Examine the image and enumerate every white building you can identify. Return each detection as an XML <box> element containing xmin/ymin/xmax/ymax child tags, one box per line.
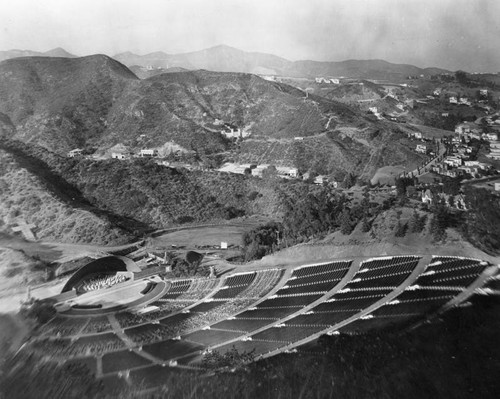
<box><xmin>488</xmin><ymin>142</ymin><xmax>500</xmax><ymax>160</ymax></box>
<box><xmin>416</xmin><ymin>144</ymin><xmax>427</xmax><ymax>154</ymax></box>
<box><xmin>443</xmin><ymin>156</ymin><xmax>462</xmax><ymax>167</ymax></box>
<box><xmin>276</xmin><ymin>166</ymin><xmax>298</xmax><ymax>178</ymax></box>
<box><xmin>221</xmin><ymin>127</ymin><xmax>243</xmax><ymax>139</ymax></box>
<box><xmin>484</xmin><ymin>132</ymin><xmax>499</xmax><ymax>142</ymax></box>
<box><xmin>314</xmin><ymin>175</ymin><xmax>328</xmax><ymax>185</ymax></box>
<box><xmin>111</xmin><ymin>152</ymin><xmax>129</xmax><ymax>160</ymax></box>
<box><xmin>140</xmin><ymin>149</ymin><xmax>158</xmax><ymax>157</ymax></box>
<box><xmin>68</xmin><ymin>148</ymin><xmax>83</xmax><ymax>158</ymax></box>
<box><xmin>422</xmin><ymin>189</ymin><xmax>433</xmax><ymax>204</ymax></box>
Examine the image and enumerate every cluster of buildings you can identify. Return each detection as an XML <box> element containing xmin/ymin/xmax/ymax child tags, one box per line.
<box><xmin>430</xmin><ymin>87</ymin><xmax>494</xmax><ymax>113</ymax></box>
<box><xmin>421</xmin><ymin>189</ymin><xmax>467</xmax><ymax>210</ymax></box>
<box><xmin>67</xmin><ymin>147</ymin><xmax>191</xmax><ymax>161</ymax></box>
<box><xmin>216</xmin><ymin>163</ymin><xmax>337</xmax><ymax>186</ymax></box>
<box><xmin>220</xmin><ymin>125</ymin><xmax>251</xmax><ymax>139</ymax></box>
<box><xmin>429</xmin><ymin>121</ymin><xmax>498</xmax><ymax>178</ymax></box>
<box><xmin>448</xmin><ymin>96</ymin><xmax>472</xmax><ymax>106</ymax></box>
<box><xmin>315</xmin><ymin>77</ymin><xmax>340</xmax><ymax>84</ymax></box>
<box><xmin>454</xmin><ymin>119</ymin><xmax>500</xmax><ymax>161</ymax></box>
<box><xmin>217</xmin><ymin>163</ymin><xmax>298</xmax><ymax>179</ymax></box>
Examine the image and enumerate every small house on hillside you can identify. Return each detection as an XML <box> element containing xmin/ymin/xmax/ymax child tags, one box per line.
<box><xmin>140</xmin><ymin>149</ymin><xmax>158</xmax><ymax>157</ymax></box>
<box><xmin>484</xmin><ymin>132</ymin><xmax>499</xmax><ymax>142</ymax></box>
<box><xmin>68</xmin><ymin>148</ymin><xmax>83</xmax><ymax>158</ymax></box>
<box><xmin>111</xmin><ymin>151</ymin><xmax>132</xmax><ymax>160</ymax></box>
<box><xmin>221</xmin><ymin>126</ymin><xmax>242</xmax><ymax>139</ymax></box>
<box><xmin>416</xmin><ymin>144</ymin><xmax>427</xmax><ymax>154</ymax></box>
<box><xmin>276</xmin><ymin>166</ymin><xmax>299</xmax><ymax>179</ymax></box>
<box><xmin>421</xmin><ymin>189</ymin><xmax>433</xmax><ymax>204</ymax></box>
<box><xmin>314</xmin><ymin>175</ymin><xmax>328</xmax><ymax>185</ymax></box>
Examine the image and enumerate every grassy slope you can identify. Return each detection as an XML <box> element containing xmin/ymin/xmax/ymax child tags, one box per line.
<box><xmin>0</xmin><ymin>139</ymin><xmax>285</xmax><ymax>230</ymax></box>
<box><xmin>0</xmin><ymin>146</ymin><xmax>134</xmax><ymax>244</ymax></box>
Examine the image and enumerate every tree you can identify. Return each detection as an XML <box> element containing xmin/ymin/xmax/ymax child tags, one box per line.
<box><xmin>394</xmin><ymin>220</ymin><xmax>408</xmax><ymax>237</ymax></box>
<box><xmin>395</xmin><ymin>177</ymin><xmax>414</xmax><ymax>197</ymax></box>
<box><xmin>361</xmin><ymin>216</ymin><xmax>371</xmax><ymax>232</ymax></box>
<box><xmin>455</xmin><ymin>70</ymin><xmax>469</xmax><ymax>85</ymax></box>
<box><xmin>339</xmin><ymin>208</ymin><xmax>353</xmax><ymax>235</ymax></box>
<box><xmin>461</xmin><ymin>186</ymin><xmax>500</xmax><ymax>253</ymax></box>
<box><xmin>278</xmin><ymin>185</ymin><xmax>348</xmax><ymax>242</ymax></box>
<box><xmin>430</xmin><ymin>202</ymin><xmax>450</xmax><ymax>241</ymax></box>
<box><xmin>261</xmin><ymin>165</ymin><xmax>278</xmax><ymax>180</ymax></box>
<box><xmin>443</xmin><ymin>176</ymin><xmax>461</xmax><ymax>195</ymax></box>
<box><xmin>242</xmin><ymin>222</ymin><xmax>282</xmax><ymax>261</ymax></box>
<box><xmin>342</xmin><ymin>173</ymin><xmax>357</xmax><ymax>189</ymax></box>
<box><xmin>406</xmin><ymin>185</ymin><xmax>417</xmax><ymax>198</ymax></box>
<box><xmin>409</xmin><ymin>209</ymin><xmax>427</xmax><ymax>233</ymax></box>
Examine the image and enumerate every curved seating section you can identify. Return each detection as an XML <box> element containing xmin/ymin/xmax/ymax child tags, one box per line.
<box><xmin>124</xmin><ymin>269</ymin><xmax>283</xmax><ymax>347</ymax></box>
<box><xmin>32</xmin><ymin>333</ymin><xmax>125</xmax><ymax>358</ymax></box>
<box><xmin>39</xmin><ymin>316</ymin><xmax>90</xmax><ymax>337</ymax></box>
<box><xmin>339</xmin><ymin>256</ymin><xmax>491</xmax><ymax>335</ymax></box>
<box><xmin>30</xmin><ymin>255</ymin><xmax>497</xmax><ymax>384</ymax></box>
<box><xmin>81</xmin><ymin>316</ymin><xmax>113</xmax><ymax>335</ymax></box>
<box><xmin>197</xmin><ymin>256</ymin><xmax>491</xmax><ymax>363</ymax></box>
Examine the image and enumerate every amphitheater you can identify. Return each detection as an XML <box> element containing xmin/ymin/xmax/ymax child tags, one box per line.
<box><xmin>28</xmin><ymin>253</ymin><xmax>500</xmax><ymax>390</ymax></box>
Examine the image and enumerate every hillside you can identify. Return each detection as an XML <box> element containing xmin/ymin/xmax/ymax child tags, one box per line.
<box><xmin>0</xmin><ymin>56</ymin><xmax>361</xmax><ymax>153</ymax></box>
<box><xmin>129</xmin><ymin>65</ymin><xmax>189</xmax><ymax>79</ymax></box>
<box><xmin>284</xmin><ymin>58</ymin><xmax>449</xmax><ymax>80</ymax></box>
<box><xmin>0</xmin><ymin>147</ymin><xmax>132</xmax><ymax>245</ymax></box>
<box><xmin>0</xmin><ymin>139</ymin><xmax>284</xmax><ymax>230</ymax></box>
<box><xmin>114</xmin><ymin>44</ymin><xmax>450</xmax><ymax>79</ymax></box>
<box><xmin>0</xmin><ymin>55</ymin><xmax>139</xmax><ymax>152</ymax></box>
<box><xmin>323</xmin><ymin>80</ymin><xmax>386</xmax><ymax>102</ymax></box>
<box><xmin>0</xmin><ymin>55</ymin><xmax>427</xmax><ymax>179</ymax></box>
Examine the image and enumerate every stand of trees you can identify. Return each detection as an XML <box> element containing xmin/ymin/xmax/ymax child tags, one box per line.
<box><xmin>462</xmin><ymin>186</ymin><xmax>500</xmax><ymax>253</ymax></box>
<box><xmin>278</xmin><ymin>184</ymin><xmax>349</xmax><ymax>242</ymax></box>
<box><xmin>242</xmin><ymin>222</ymin><xmax>282</xmax><ymax>261</ymax></box>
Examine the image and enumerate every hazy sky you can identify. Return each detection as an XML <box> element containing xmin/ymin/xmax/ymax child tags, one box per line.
<box><xmin>1</xmin><ymin>0</ymin><xmax>499</xmax><ymax>71</ymax></box>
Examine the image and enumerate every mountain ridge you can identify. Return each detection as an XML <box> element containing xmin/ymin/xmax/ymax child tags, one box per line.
<box><xmin>113</xmin><ymin>44</ymin><xmax>451</xmax><ymax>79</ymax></box>
<box><xmin>0</xmin><ymin>54</ymin><xmax>424</xmax><ymax>180</ymax></box>
<box><xmin>0</xmin><ymin>48</ymin><xmax>77</xmax><ymax>62</ymax></box>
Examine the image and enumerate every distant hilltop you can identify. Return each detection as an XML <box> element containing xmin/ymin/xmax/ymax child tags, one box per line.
<box><xmin>113</xmin><ymin>44</ymin><xmax>451</xmax><ymax>80</ymax></box>
<box><xmin>0</xmin><ymin>47</ymin><xmax>76</xmax><ymax>62</ymax></box>
<box><xmin>1</xmin><ymin>44</ymin><xmax>450</xmax><ymax>80</ymax></box>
